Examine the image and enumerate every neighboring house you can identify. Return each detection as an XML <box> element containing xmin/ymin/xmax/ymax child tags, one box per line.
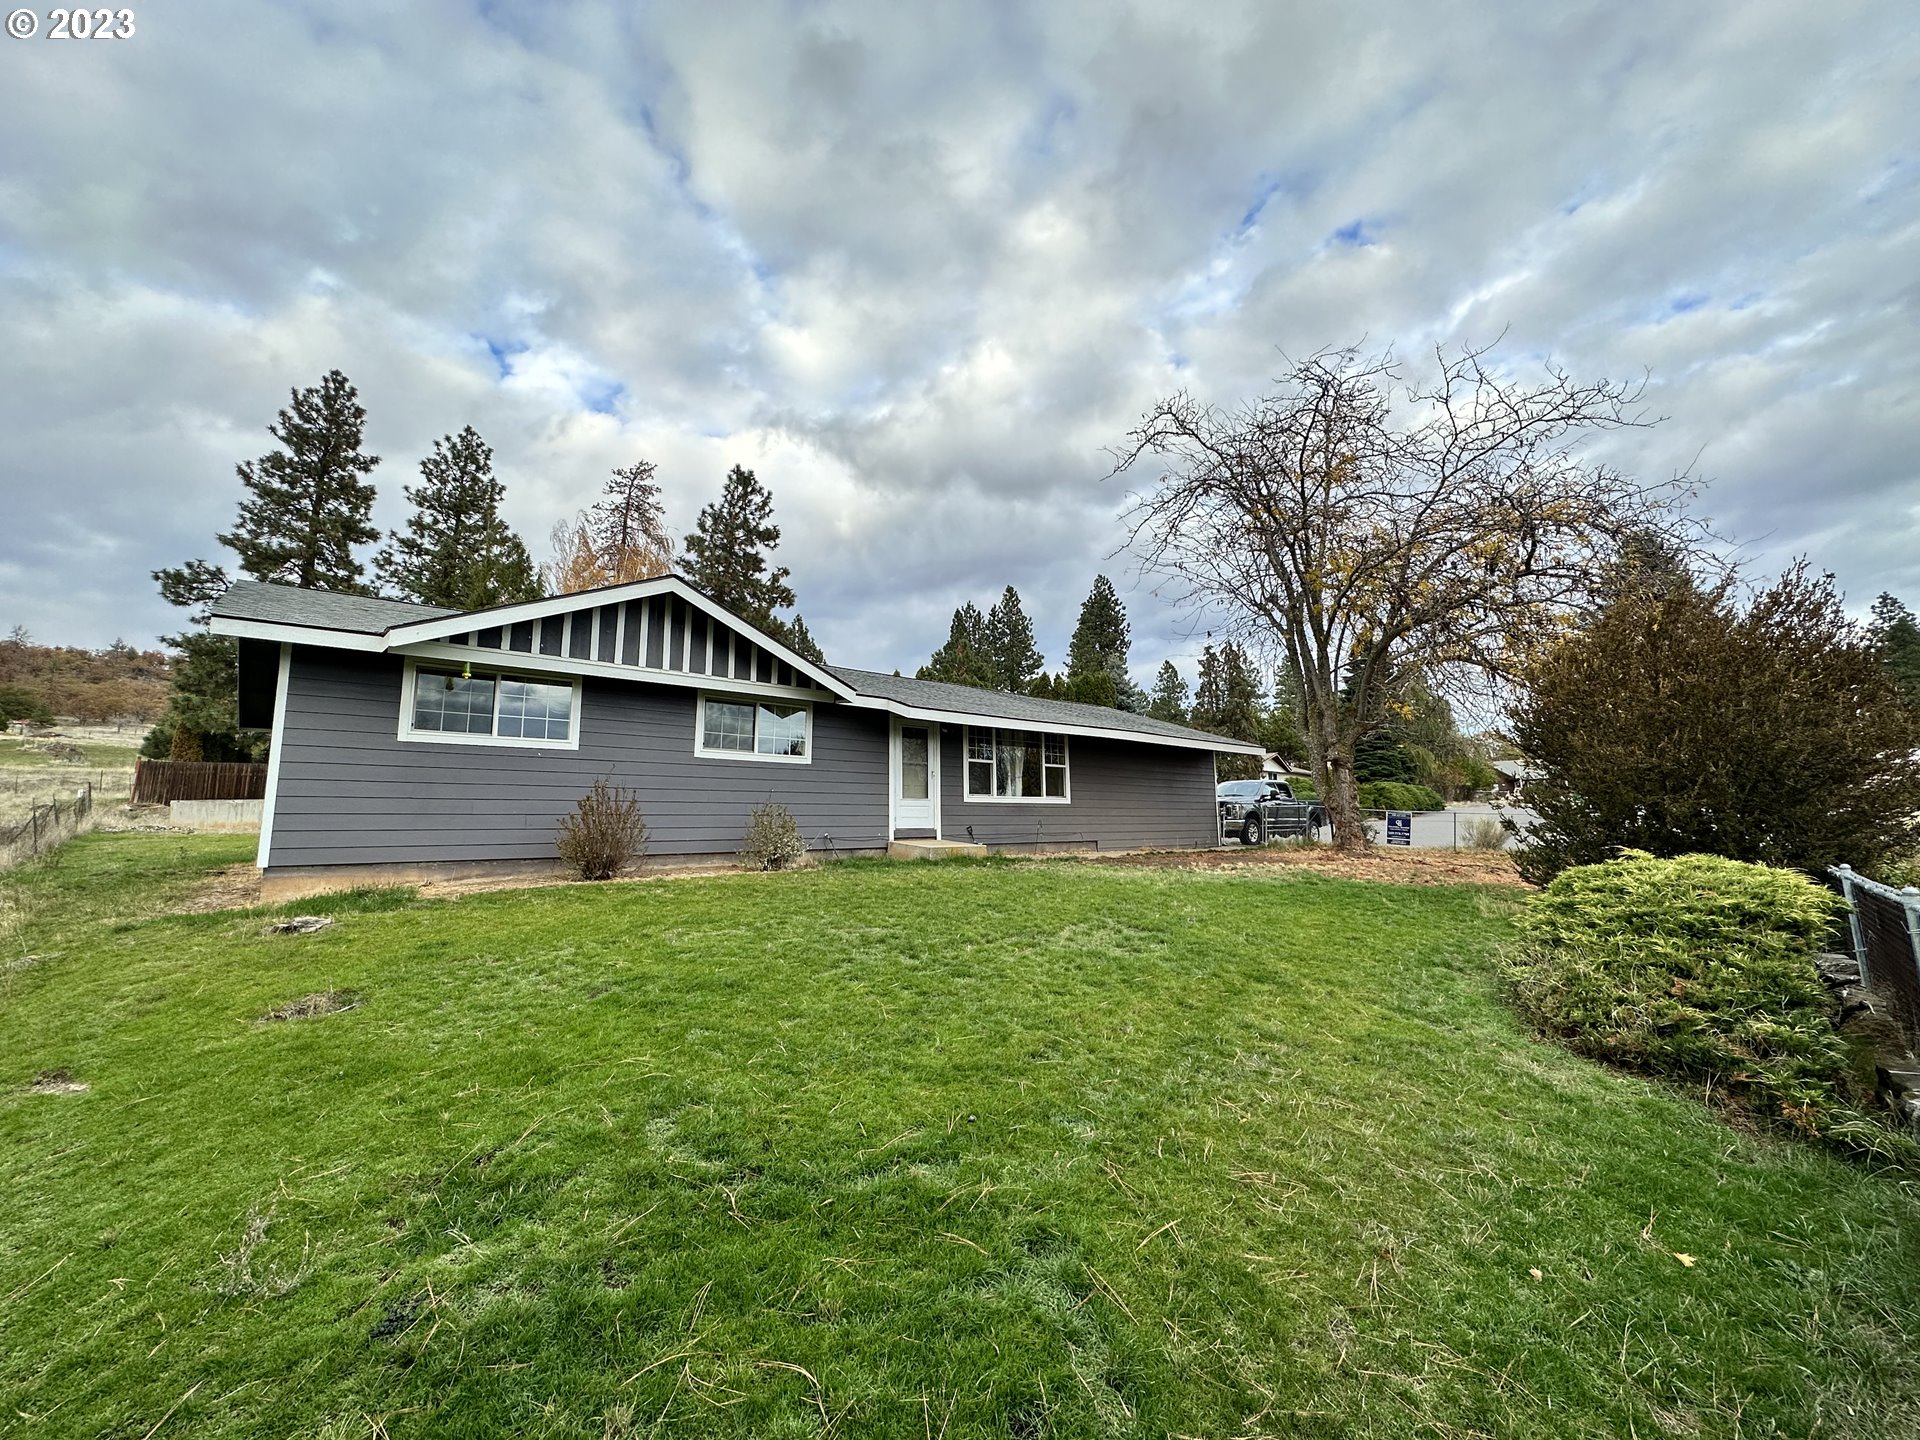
<box><xmin>1261</xmin><ymin>752</ymin><xmax>1310</xmax><ymax>780</ymax></box>
<box><xmin>1491</xmin><ymin>758</ymin><xmax>1540</xmax><ymax>799</ymax></box>
<box><xmin>209</xmin><ymin>578</ymin><xmax>1262</xmax><ymax>895</ymax></box>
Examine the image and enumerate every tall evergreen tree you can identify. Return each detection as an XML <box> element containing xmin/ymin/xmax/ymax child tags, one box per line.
<box><xmin>918</xmin><ymin>604</ymin><xmax>996</xmax><ymax>688</ymax></box>
<box><xmin>680</xmin><ymin>465</ymin><xmax>796</xmax><ymax>630</ymax></box>
<box><xmin>1192</xmin><ymin>641</ymin><xmax>1266</xmax><ymax>779</ymax></box>
<box><xmin>986</xmin><ymin>586</ymin><xmax>1044</xmax><ymax>693</ymax></box>
<box><xmin>1147</xmin><ymin>660</ymin><xmax>1190</xmax><ymax>723</ymax></box>
<box><xmin>783</xmin><ymin>615</ymin><xmax>826</xmax><ymax>666</ymax></box>
<box><xmin>375</xmin><ymin>426</ymin><xmax>540</xmax><ymax>609</ymax></box>
<box><xmin>1065</xmin><ymin>574</ymin><xmax>1133</xmax><ymax>709</ymax></box>
<box><xmin>590</xmin><ymin>459</ymin><xmax>675</xmax><ymax>582</ymax></box>
<box><xmin>144</xmin><ymin>560</ymin><xmax>261</xmax><ymax>762</ymax></box>
<box><xmin>218</xmin><ymin>370</ymin><xmax>381</xmax><ymax>592</ymax></box>
<box><xmin>1871</xmin><ymin>593</ymin><xmax>1920</xmax><ymax>704</ymax></box>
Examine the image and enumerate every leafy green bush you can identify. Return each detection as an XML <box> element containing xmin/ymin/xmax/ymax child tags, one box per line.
<box><xmin>1285</xmin><ymin>773</ymin><xmax>1317</xmax><ymax>801</ymax></box>
<box><xmin>1357</xmin><ymin>780</ymin><xmax>1445</xmax><ymax>812</ymax></box>
<box><xmin>1503</xmin><ymin>851</ymin><xmax>1888</xmax><ymax>1147</ymax></box>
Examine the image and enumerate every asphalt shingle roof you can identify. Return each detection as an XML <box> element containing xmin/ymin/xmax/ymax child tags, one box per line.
<box><xmin>829</xmin><ymin>666</ymin><xmax>1255</xmax><ymax>749</ymax></box>
<box><xmin>212</xmin><ymin>582</ymin><xmax>457</xmax><ymax>634</ymax></box>
<box><xmin>213</xmin><ymin>582</ymin><xmax>1257</xmax><ymax>750</ymax></box>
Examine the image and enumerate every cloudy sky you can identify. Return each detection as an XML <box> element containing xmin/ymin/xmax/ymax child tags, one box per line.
<box><xmin>2</xmin><ymin>1</ymin><xmax>1916</xmax><ymax>688</ymax></box>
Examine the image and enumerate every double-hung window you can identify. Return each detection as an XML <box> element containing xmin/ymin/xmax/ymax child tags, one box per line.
<box><xmin>964</xmin><ymin>728</ymin><xmax>1068</xmax><ymax>801</ymax></box>
<box><xmin>401</xmin><ymin>662</ymin><xmax>579</xmax><ymax>748</ymax></box>
<box><xmin>695</xmin><ymin>695</ymin><xmax>812</xmax><ymax>762</ymax></box>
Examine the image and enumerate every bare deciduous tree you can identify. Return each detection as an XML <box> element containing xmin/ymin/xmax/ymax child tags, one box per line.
<box><xmin>1110</xmin><ymin>342</ymin><xmax>1696</xmax><ymax>847</ymax></box>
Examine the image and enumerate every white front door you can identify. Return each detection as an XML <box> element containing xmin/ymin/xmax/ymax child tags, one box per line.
<box><xmin>892</xmin><ymin>721</ymin><xmax>939</xmax><ymax>836</ymax></box>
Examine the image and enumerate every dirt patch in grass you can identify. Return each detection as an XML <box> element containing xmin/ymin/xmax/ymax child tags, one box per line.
<box><xmin>1076</xmin><ymin>844</ymin><xmax>1530</xmax><ymax>888</ymax></box>
<box><xmin>260</xmin><ymin>990</ymin><xmax>360</xmax><ymax>1023</ymax></box>
<box><xmin>172</xmin><ymin>864</ymin><xmax>263</xmax><ymax>913</ymax></box>
<box><xmin>27</xmin><ymin>1068</ymin><xmax>88</xmax><ymax>1095</ymax></box>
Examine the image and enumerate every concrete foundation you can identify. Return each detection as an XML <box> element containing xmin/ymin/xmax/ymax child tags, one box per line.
<box><xmin>170</xmin><ymin>799</ymin><xmax>264</xmax><ymax>832</ymax></box>
<box><xmin>259</xmin><ymin>847</ymin><xmax>889</xmax><ymax>901</ymax></box>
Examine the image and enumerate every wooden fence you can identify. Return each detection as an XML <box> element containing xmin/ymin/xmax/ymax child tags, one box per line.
<box><xmin>131</xmin><ymin>759</ymin><xmax>269</xmax><ymax>806</ymax></box>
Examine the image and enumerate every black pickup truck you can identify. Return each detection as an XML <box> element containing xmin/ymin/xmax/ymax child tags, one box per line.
<box><xmin>1217</xmin><ymin>779</ymin><xmax>1326</xmax><ymax>844</ymax></box>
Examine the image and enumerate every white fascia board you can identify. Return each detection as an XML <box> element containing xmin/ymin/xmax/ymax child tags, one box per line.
<box><xmin>842</xmin><ymin>694</ymin><xmax>1265</xmax><ymax>756</ymax></box>
<box><xmin>395</xmin><ymin>640</ymin><xmax>829</xmax><ymax>703</ymax></box>
<box><xmin>381</xmin><ymin>576</ymin><xmax>857</xmax><ymax>701</ymax></box>
<box><xmin>208</xmin><ymin>616</ymin><xmax>388</xmax><ymax>651</ymax></box>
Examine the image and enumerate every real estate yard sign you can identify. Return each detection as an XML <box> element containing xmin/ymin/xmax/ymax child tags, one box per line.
<box><xmin>1386</xmin><ymin>811</ymin><xmax>1412</xmax><ymax>846</ymax></box>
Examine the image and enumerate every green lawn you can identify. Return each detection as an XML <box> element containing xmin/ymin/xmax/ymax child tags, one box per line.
<box><xmin>2</xmin><ymin>837</ymin><xmax>1917</xmax><ymax>1439</ymax></box>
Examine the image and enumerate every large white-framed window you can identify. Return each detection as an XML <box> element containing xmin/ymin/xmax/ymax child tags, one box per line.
<box><xmin>694</xmin><ymin>692</ymin><xmax>813</xmax><ymax>764</ymax></box>
<box><xmin>963</xmin><ymin>727</ymin><xmax>1070</xmax><ymax>802</ymax></box>
<box><xmin>398</xmin><ymin>658</ymin><xmax>582</xmax><ymax>749</ymax></box>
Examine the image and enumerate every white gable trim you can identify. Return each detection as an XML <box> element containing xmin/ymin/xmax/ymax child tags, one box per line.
<box><xmin>380</xmin><ymin>576</ymin><xmax>856</xmax><ymax>700</ymax></box>
<box><xmin>395</xmin><ymin>641</ymin><xmax>825</xmax><ymax>703</ymax></box>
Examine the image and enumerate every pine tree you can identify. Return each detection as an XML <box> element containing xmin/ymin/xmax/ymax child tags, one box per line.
<box><xmin>985</xmin><ymin>586</ymin><xmax>1044</xmax><ymax>693</ymax></box>
<box><xmin>680</xmin><ymin>465</ymin><xmax>796</xmax><ymax>630</ymax></box>
<box><xmin>783</xmin><ymin>616</ymin><xmax>826</xmax><ymax>665</ymax></box>
<box><xmin>1871</xmin><ymin>593</ymin><xmax>1920</xmax><ymax>704</ymax></box>
<box><xmin>375</xmin><ymin>426</ymin><xmax>541</xmax><ymax>609</ymax></box>
<box><xmin>589</xmin><ymin>460</ymin><xmax>675</xmax><ymax>582</ymax></box>
<box><xmin>1065</xmin><ymin>575</ymin><xmax>1132</xmax><ymax>709</ymax></box>
<box><xmin>145</xmin><ymin>560</ymin><xmax>263</xmax><ymax>762</ymax></box>
<box><xmin>1147</xmin><ymin>660</ymin><xmax>1190</xmax><ymax>723</ymax></box>
<box><xmin>1192</xmin><ymin>641</ymin><xmax>1266</xmax><ymax>779</ymax></box>
<box><xmin>918</xmin><ymin>604</ymin><xmax>996</xmax><ymax>688</ymax></box>
<box><xmin>217</xmin><ymin>370</ymin><xmax>381</xmax><ymax>592</ymax></box>
<box><xmin>1261</xmin><ymin>664</ymin><xmax>1307</xmax><ymax>764</ymax></box>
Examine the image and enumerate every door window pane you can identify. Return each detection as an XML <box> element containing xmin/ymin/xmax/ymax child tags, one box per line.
<box><xmin>901</xmin><ymin>728</ymin><xmax>929</xmax><ymax>800</ymax></box>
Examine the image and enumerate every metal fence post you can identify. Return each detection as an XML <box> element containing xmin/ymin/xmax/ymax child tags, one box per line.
<box><xmin>1834</xmin><ymin>865</ymin><xmax>1871</xmax><ymax>985</ymax></box>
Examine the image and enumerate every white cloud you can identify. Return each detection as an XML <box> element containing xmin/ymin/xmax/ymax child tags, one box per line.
<box><xmin>0</xmin><ymin>0</ymin><xmax>1916</xmax><ymax>685</ymax></box>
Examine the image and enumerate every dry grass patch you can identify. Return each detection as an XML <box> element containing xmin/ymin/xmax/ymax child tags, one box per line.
<box><xmin>26</xmin><ymin>1069</ymin><xmax>87</xmax><ymax>1095</ymax></box>
<box><xmin>259</xmin><ymin>990</ymin><xmax>360</xmax><ymax>1023</ymax></box>
<box><xmin>1080</xmin><ymin>843</ymin><xmax>1529</xmax><ymax>887</ymax></box>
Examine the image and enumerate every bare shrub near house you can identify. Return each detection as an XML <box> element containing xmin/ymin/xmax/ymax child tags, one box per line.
<box><xmin>555</xmin><ymin>779</ymin><xmax>648</xmax><ymax>880</ymax></box>
<box><xmin>740</xmin><ymin>801</ymin><xmax>804</xmax><ymax>871</ymax></box>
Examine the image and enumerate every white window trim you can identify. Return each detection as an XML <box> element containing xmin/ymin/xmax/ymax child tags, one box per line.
<box><xmin>694</xmin><ymin>691</ymin><xmax>814</xmax><ymax>765</ymax></box>
<box><xmin>397</xmin><ymin>657</ymin><xmax>583</xmax><ymax>750</ymax></box>
<box><xmin>962</xmin><ymin>725</ymin><xmax>1071</xmax><ymax>804</ymax></box>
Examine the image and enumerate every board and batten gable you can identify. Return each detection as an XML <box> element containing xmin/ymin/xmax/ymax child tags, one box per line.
<box><xmin>417</xmin><ymin>590</ymin><xmax>831</xmax><ymax>693</ymax></box>
<box><xmin>267</xmin><ymin>646</ymin><xmax>889</xmax><ymax>868</ymax></box>
<box><xmin>935</xmin><ymin>727</ymin><xmax>1219</xmax><ymax>851</ymax></box>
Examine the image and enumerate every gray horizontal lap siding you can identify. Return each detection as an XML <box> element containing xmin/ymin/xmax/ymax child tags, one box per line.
<box><xmin>268</xmin><ymin>649</ymin><xmax>888</xmax><ymax>868</ymax></box>
<box><xmin>936</xmin><ymin>727</ymin><xmax>1219</xmax><ymax>850</ymax></box>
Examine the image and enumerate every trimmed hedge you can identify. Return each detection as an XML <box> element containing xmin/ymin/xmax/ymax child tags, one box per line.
<box><xmin>1358</xmin><ymin>780</ymin><xmax>1446</xmax><ymax>812</ymax></box>
<box><xmin>1503</xmin><ymin>851</ymin><xmax>1908</xmax><ymax>1156</ymax></box>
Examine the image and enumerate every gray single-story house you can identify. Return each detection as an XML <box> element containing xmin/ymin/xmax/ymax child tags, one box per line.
<box><xmin>209</xmin><ymin>577</ymin><xmax>1261</xmax><ymax>895</ymax></box>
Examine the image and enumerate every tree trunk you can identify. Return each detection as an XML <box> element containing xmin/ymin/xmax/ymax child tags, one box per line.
<box><xmin>1323</xmin><ymin>744</ymin><xmax>1367</xmax><ymax>850</ymax></box>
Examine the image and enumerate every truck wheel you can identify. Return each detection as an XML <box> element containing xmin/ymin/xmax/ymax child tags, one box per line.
<box><xmin>1241</xmin><ymin>814</ymin><xmax>1265</xmax><ymax>846</ymax></box>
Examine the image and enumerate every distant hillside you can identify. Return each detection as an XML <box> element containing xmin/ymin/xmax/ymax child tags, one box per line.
<box><xmin>0</xmin><ymin>628</ymin><xmax>171</xmax><ymax>723</ymax></box>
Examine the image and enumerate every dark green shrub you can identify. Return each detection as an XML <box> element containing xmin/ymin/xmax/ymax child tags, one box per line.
<box><xmin>1285</xmin><ymin>774</ymin><xmax>1317</xmax><ymax>801</ymax></box>
<box><xmin>1357</xmin><ymin>781</ymin><xmax>1445</xmax><ymax>812</ymax></box>
<box><xmin>0</xmin><ymin>684</ymin><xmax>55</xmax><ymax>727</ymax></box>
<box><xmin>1503</xmin><ymin>851</ymin><xmax>1894</xmax><ymax>1148</ymax></box>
